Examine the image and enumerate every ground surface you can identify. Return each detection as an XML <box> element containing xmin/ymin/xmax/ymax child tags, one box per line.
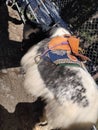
<box><xmin>0</xmin><ymin>4</ymin><xmax>45</xmax><ymax>130</ymax></box>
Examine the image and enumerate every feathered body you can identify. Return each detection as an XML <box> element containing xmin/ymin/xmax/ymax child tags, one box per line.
<box><xmin>21</xmin><ymin>27</ymin><xmax>98</xmax><ymax>130</ymax></box>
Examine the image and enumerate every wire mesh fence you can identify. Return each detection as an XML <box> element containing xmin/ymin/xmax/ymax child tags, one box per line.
<box><xmin>78</xmin><ymin>17</ymin><xmax>98</xmax><ymax>76</ymax></box>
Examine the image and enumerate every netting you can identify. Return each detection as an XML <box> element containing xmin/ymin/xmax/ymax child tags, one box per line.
<box><xmin>78</xmin><ymin>17</ymin><xmax>98</xmax><ymax>75</ymax></box>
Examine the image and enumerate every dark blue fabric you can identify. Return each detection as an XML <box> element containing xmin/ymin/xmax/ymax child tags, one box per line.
<box><xmin>48</xmin><ymin>50</ymin><xmax>68</xmax><ymax>63</ymax></box>
<box><xmin>18</xmin><ymin>0</ymin><xmax>68</xmax><ymax>28</ymax></box>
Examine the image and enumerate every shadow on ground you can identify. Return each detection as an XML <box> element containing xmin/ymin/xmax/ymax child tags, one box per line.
<box><xmin>0</xmin><ymin>98</ymin><xmax>45</xmax><ymax>130</ymax></box>
<box><xmin>0</xmin><ymin>4</ymin><xmax>23</xmax><ymax>69</ymax></box>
